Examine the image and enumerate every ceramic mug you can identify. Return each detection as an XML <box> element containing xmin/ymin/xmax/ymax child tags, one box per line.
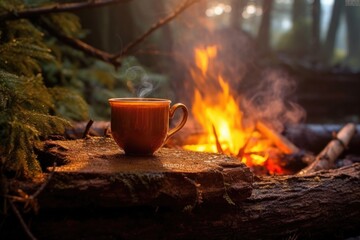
<box><xmin>109</xmin><ymin>98</ymin><xmax>188</xmax><ymax>155</ymax></box>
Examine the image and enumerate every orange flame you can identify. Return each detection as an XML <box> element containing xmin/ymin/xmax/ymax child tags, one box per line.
<box><xmin>183</xmin><ymin>45</ymin><xmax>277</xmax><ymax>170</ymax></box>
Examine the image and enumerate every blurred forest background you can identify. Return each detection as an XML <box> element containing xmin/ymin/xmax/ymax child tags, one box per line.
<box><xmin>77</xmin><ymin>0</ymin><xmax>360</xmax><ymax>123</ymax></box>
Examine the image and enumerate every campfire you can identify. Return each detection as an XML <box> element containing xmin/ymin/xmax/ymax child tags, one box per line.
<box><xmin>179</xmin><ymin>45</ymin><xmax>301</xmax><ymax>175</ymax></box>
<box><xmin>2</xmin><ymin>1</ymin><xmax>360</xmax><ymax>240</ymax></box>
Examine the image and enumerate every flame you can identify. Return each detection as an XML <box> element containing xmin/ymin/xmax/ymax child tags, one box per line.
<box><xmin>195</xmin><ymin>46</ymin><xmax>217</xmax><ymax>76</ymax></box>
<box><xmin>183</xmin><ymin>45</ymin><xmax>278</xmax><ymax>171</ymax></box>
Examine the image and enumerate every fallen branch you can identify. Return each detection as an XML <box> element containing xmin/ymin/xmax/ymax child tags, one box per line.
<box><xmin>256</xmin><ymin>121</ymin><xmax>300</xmax><ymax>154</ymax></box>
<box><xmin>0</xmin><ymin>0</ymin><xmax>132</xmax><ymax>22</ymax></box>
<box><xmin>298</xmin><ymin>123</ymin><xmax>357</xmax><ymax>175</ymax></box>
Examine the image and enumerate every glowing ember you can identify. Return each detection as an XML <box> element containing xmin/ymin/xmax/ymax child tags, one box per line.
<box><xmin>183</xmin><ymin>45</ymin><xmax>284</xmax><ymax>174</ymax></box>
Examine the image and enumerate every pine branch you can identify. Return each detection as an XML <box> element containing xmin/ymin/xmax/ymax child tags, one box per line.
<box><xmin>0</xmin><ymin>0</ymin><xmax>132</xmax><ymax>22</ymax></box>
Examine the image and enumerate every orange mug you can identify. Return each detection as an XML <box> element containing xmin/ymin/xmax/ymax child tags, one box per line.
<box><xmin>109</xmin><ymin>98</ymin><xmax>188</xmax><ymax>155</ymax></box>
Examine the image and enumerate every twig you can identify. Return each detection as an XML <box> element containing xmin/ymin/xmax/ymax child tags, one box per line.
<box><xmin>0</xmin><ymin>0</ymin><xmax>132</xmax><ymax>22</ymax></box>
<box><xmin>3</xmin><ymin>163</ymin><xmax>56</xmax><ymax>240</ymax></box>
<box><xmin>82</xmin><ymin>119</ymin><xmax>94</xmax><ymax>138</ymax></box>
<box><xmin>212</xmin><ymin>124</ymin><xmax>224</xmax><ymax>154</ymax></box>
<box><xmin>114</xmin><ymin>0</ymin><xmax>200</xmax><ymax>57</ymax></box>
<box><xmin>9</xmin><ymin>200</ymin><xmax>37</xmax><ymax>240</ymax></box>
<box><xmin>7</xmin><ymin>163</ymin><xmax>56</xmax><ymax>213</ymax></box>
<box><xmin>32</xmin><ymin>162</ymin><xmax>56</xmax><ymax>199</ymax></box>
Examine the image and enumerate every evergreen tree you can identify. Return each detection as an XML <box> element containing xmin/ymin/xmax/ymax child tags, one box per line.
<box><xmin>0</xmin><ymin>0</ymin><xmax>89</xmax><ymax>177</ymax></box>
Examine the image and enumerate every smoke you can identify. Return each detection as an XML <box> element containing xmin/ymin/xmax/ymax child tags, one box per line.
<box><xmin>241</xmin><ymin>68</ymin><xmax>306</xmax><ymax>132</ymax></box>
<box><xmin>125</xmin><ymin>66</ymin><xmax>156</xmax><ymax>98</ymax></box>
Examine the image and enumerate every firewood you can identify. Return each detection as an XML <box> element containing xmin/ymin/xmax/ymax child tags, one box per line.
<box><xmin>284</xmin><ymin>123</ymin><xmax>360</xmax><ymax>154</ymax></box>
<box><xmin>256</xmin><ymin>121</ymin><xmax>300</xmax><ymax>154</ymax></box>
<box><xmin>298</xmin><ymin>123</ymin><xmax>357</xmax><ymax>175</ymax></box>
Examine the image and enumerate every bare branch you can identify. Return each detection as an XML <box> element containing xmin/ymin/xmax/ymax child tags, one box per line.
<box><xmin>10</xmin><ymin>0</ymin><xmax>199</xmax><ymax>67</ymax></box>
<box><xmin>40</xmin><ymin>0</ymin><xmax>200</xmax><ymax>67</ymax></box>
<box><xmin>39</xmin><ymin>19</ymin><xmax>122</xmax><ymax>66</ymax></box>
<box><xmin>32</xmin><ymin>162</ymin><xmax>56</xmax><ymax>199</ymax></box>
<box><xmin>114</xmin><ymin>0</ymin><xmax>200</xmax><ymax>58</ymax></box>
<box><xmin>0</xmin><ymin>0</ymin><xmax>132</xmax><ymax>22</ymax></box>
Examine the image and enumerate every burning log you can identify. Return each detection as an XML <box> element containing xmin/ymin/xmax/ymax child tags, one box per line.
<box><xmin>4</xmin><ymin>137</ymin><xmax>359</xmax><ymax>239</ymax></box>
<box><xmin>256</xmin><ymin>121</ymin><xmax>300</xmax><ymax>154</ymax></box>
<box><xmin>298</xmin><ymin>123</ymin><xmax>357</xmax><ymax>174</ymax></box>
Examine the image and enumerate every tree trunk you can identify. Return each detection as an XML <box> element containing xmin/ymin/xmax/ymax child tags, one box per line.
<box><xmin>322</xmin><ymin>0</ymin><xmax>344</xmax><ymax>62</ymax></box>
<box><xmin>344</xmin><ymin>4</ymin><xmax>360</xmax><ymax>68</ymax></box>
<box><xmin>292</xmin><ymin>0</ymin><xmax>308</xmax><ymax>24</ymax></box>
<box><xmin>230</xmin><ymin>0</ymin><xmax>247</xmax><ymax>30</ymax></box>
<box><xmin>290</xmin><ymin>0</ymin><xmax>310</xmax><ymax>55</ymax></box>
<box><xmin>256</xmin><ymin>0</ymin><xmax>274</xmax><ymax>54</ymax></box>
<box><xmin>312</xmin><ymin>0</ymin><xmax>321</xmax><ymax>58</ymax></box>
<box><xmin>3</xmin><ymin>137</ymin><xmax>359</xmax><ymax>239</ymax></box>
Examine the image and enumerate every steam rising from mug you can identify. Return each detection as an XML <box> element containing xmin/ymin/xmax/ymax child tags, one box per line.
<box><xmin>125</xmin><ymin>66</ymin><xmax>156</xmax><ymax>98</ymax></box>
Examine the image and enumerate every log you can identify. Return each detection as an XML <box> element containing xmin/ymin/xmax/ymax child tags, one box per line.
<box><xmin>299</xmin><ymin>123</ymin><xmax>357</xmax><ymax>174</ymax></box>
<box><xmin>34</xmin><ymin>137</ymin><xmax>254</xmax><ymax>208</ymax></box>
<box><xmin>284</xmin><ymin>123</ymin><xmax>360</xmax><ymax>154</ymax></box>
<box><xmin>2</xmin><ymin>137</ymin><xmax>359</xmax><ymax>239</ymax></box>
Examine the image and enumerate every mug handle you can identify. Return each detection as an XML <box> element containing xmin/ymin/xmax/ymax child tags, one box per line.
<box><xmin>166</xmin><ymin>103</ymin><xmax>188</xmax><ymax>141</ymax></box>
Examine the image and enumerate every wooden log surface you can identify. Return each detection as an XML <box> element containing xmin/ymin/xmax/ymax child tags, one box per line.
<box><xmin>34</xmin><ymin>137</ymin><xmax>254</xmax><ymax>208</ymax></box>
<box><xmin>3</xmin><ymin>137</ymin><xmax>360</xmax><ymax>239</ymax></box>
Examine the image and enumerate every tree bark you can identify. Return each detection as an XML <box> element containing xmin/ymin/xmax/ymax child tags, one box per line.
<box><xmin>3</xmin><ymin>137</ymin><xmax>359</xmax><ymax>239</ymax></box>
<box><xmin>34</xmin><ymin>137</ymin><xmax>254</xmax><ymax>208</ymax></box>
